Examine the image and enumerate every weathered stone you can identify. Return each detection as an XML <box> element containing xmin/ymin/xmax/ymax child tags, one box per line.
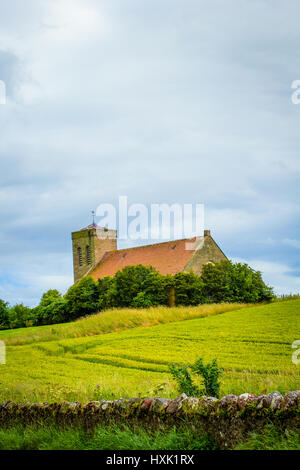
<box><xmin>270</xmin><ymin>392</ymin><xmax>283</xmax><ymax>410</ymax></box>
<box><xmin>218</xmin><ymin>395</ymin><xmax>238</xmax><ymax>411</ymax></box>
<box><xmin>141</xmin><ymin>398</ymin><xmax>154</xmax><ymax>411</ymax></box>
<box><xmin>0</xmin><ymin>391</ymin><xmax>299</xmax><ymax>450</ymax></box>
<box><xmin>256</xmin><ymin>394</ymin><xmax>269</xmax><ymax>409</ymax></box>
<box><xmin>166</xmin><ymin>394</ymin><xmax>187</xmax><ymax>414</ymax></box>
<box><xmin>181</xmin><ymin>397</ymin><xmax>199</xmax><ymax>413</ymax></box>
<box><xmin>151</xmin><ymin>398</ymin><xmax>170</xmax><ymax>413</ymax></box>
<box><xmin>237</xmin><ymin>393</ymin><xmax>256</xmax><ymax>410</ymax></box>
<box><xmin>198</xmin><ymin>396</ymin><xmax>218</xmax><ymax>410</ymax></box>
<box><xmin>282</xmin><ymin>391</ymin><xmax>300</xmax><ymax>410</ymax></box>
<box><xmin>257</xmin><ymin>392</ymin><xmax>282</xmax><ymax>410</ymax></box>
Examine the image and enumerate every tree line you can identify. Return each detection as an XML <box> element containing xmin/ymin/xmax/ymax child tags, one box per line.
<box><xmin>0</xmin><ymin>260</ymin><xmax>274</xmax><ymax>330</ymax></box>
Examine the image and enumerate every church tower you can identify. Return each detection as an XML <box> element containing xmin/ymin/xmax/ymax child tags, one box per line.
<box><xmin>71</xmin><ymin>224</ymin><xmax>117</xmax><ymax>283</ymax></box>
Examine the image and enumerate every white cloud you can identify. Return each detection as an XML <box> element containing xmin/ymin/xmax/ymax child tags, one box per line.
<box><xmin>0</xmin><ymin>0</ymin><xmax>300</xmax><ymax>305</ymax></box>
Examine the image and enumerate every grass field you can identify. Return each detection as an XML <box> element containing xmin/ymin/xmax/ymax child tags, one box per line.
<box><xmin>1</xmin><ymin>423</ymin><xmax>299</xmax><ymax>450</ymax></box>
<box><xmin>0</xmin><ymin>300</ymin><xmax>299</xmax><ymax>402</ymax></box>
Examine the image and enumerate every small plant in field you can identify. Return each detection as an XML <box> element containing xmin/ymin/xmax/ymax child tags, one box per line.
<box><xmin>92</xmin><ymin>384</ymin><xmax>117</xmax><ymax>401</ymax></box>
<box><xmin>169</xmin><ymin>357</ymin><xmax>223</xmax><ymax>398</ymax></box>
<box><xmin>191</xmin><ymin>358</ymin><xmax>223</xmax><ymax>398</ymax></box>
<box><xmin>147</xmin><ymin>382</ymin><xmax>168</xmax><ymax>397</ymax></box>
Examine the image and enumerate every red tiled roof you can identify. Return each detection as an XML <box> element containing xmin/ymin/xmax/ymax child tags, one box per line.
<box><xmin>89</xmin><ymin>237</ymin><xmax>198</xmax><ymax>279</ymax></box>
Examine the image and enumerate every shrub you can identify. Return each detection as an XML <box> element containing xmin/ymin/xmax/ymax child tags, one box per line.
<box><xmin>169</xmin><ymin>364</ymin><xmax>200</xmax><ymax>397</ymax></box>
<box><xmin>0</xmin><ymin>299</ymin><xmax>10</xmax><ymax>329</ymax></box>
<box><xmin>98</xmin><ymin>277</ymin><xmax>117</xmax><ymax>310</ymax></box>
<box><xmin>173</xmin><ymin>272</ymin><xmax>206</xmax><ymax>305</ymax></box>
<box><xmin>65</xmin><ymin>277</ymin><xmax>100</xmax><ymax>320</ymax></box>
<box><xmin>8</xmin><ymin>304</ymin><xmax>36</xmax><ymax>329</ymax></box>
<box><xmin>169</xmin><ymin>357</ymin><xmax>223</xmax><ymax>398</ymax></box>
<box><xmin>132</xmin><ymin>292</ymin><xmax>154</xmax><ymax>308</ymax></box>
<box><xmin>36</xmin><ymin>290</ymin><xmax>67</xmax><ymax>325</ymax></box>
<box><xmin>201</xmin><ymin>260</ymin><xmax>274</xmax><ymax>303</ymax></box>
<box><xmin>113</xmin><ymin>265</ymin><xmax>169</xmax><ymax>308</ymax></box>
<box><xmin>191</xmin><ymin>358</ymin><xmax>223</xmax><ymax>398</ymax></box>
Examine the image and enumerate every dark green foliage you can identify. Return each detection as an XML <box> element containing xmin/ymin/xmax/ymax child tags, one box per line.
<box><xmin>173</xmin><ymin>272</ymin><xmax>206</xmax><ymax>305</ymax></box>
<box><xmin>131</xmin><ymin>292</ymin><xmax>154</xmax><ymax>308</ymax></box>
<box><xmin>0</xmin><ymin>299</ymin><xmax>10</xmax><ymax>329</ymax></box>
<box><xmin>97</xmin><ymin>276</ymin><xmax>117</xmax><ymax>309</ymax></box>
<box><xmin>36</xmin><ymin>290</ymin><xmax>67</xmax><ymax>325</ymax></box>
<box><xmin>235</xmin><ymin>424</ymin><xmax>300</xmax><ymax>450</ymax></box>
<box><xmin>113</xmin><ymin>265</ymin><xmax>169</xmax><ymax>308</ymax></box>
<box><xmin>65</xmin><ymin>277</ymin><xmax>100</xmax><ymax>320</ymax></box>
<box><xmin>8</xmin><ymin>304</ymin><xmax>36</xmax><ymax>329</ymax></box>
<box><xmin>169</xmin><ymin>364</ymin><xmax>200</xmax><ymax>396</ymax></box>
<box><xmin>191</xmin><ymin>358</ymin><xmax>223</xmax><ymax>398</ymax></box>
<box><xmin>169</xmin><ymin>357</ymin><xmax>223</xmax><ymax>398</ymax></box>
<box><xmin>201</xmin><ymin>260</ymin><xmax>274</xmax><ymax>303</ymax></box>
<box><xmin>0</xmin><ymin>259</ymin><xmax>274</xmax><ymax>330</ymax></box>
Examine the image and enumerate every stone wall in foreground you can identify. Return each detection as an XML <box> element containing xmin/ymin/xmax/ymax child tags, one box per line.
<box><xmin>0</xmin><ymin>391</ymin><xmax>299</xmax><ymax>448</ymax></box>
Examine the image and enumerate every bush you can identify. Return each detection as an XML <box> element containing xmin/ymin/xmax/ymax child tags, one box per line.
<box><xmin>191</xmin><ymin>358</ymin><xmax>223</xmax><ymax>398</ymax></box>
<box><xmin>97</xmin><ymin>276</ymin><xmax>117</xmax><ymax>310</ymax></box>
<box><xmin>8</xmin><ymin>304</ymin><xmax>36</xmax><ymax>329</ymax></box>
<box><xmin>0</xmin><ymin>299</ymin><xmax>10</xmax><ymax>329</ymax></box>
<box><xmin>201</xmin><ymin>260</ymin><xmax>274</xmax><ymax>303</ymax></box>
<box><xmin>65</xmin><ymin>277</ymin><xmax>101</xmax><ymax>320</ymax></box>
<box><xmin>173</xmin><ymin>272</ymin><xmax>206</xmax><ymax>306</ymax></box>
<box><xmin>169</xmin><ymin>357</ymin><xmax>223</xmax><ymax>398</ymax></box>
<box><xmin>112</xmin><ymin>265</ymin><xmax>169</xmax><ymax>308</ymax></box>
<box><xmin>131</xmin><ymin>292</ymin><xmax>154</xmax><ymax>308</ymax></box>
<box><xmin>36</xmin><ymin>290</ymin><xmax>67</xmax><ymax>326</ymax></box>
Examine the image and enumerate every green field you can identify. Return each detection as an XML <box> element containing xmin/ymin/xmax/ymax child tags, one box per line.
<box><xmin>0</xmin><ymin>300</ymin><xmax>299</xmax><ymax>402</ymax></box>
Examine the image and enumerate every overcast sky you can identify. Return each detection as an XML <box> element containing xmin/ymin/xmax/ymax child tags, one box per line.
<box><xmin>0</xmin><ymin>0</ymin><xmax>299</xmax><ymax>306</ymax></box>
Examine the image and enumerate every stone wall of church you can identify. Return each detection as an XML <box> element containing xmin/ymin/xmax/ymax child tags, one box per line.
<box><xmin>183</xmin><ymin>233</ymin><xmax>227</xmax><ymax>275</ymax></box>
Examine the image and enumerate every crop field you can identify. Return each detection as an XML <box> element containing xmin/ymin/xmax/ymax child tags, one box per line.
<box><xmin>0</xmin><ymin>300</ymin><xmax>299</xmax><ymax>402</ymax></box>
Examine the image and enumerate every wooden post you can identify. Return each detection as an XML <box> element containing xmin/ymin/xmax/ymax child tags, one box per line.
<box><xmin>168</xmin><ymin>287</ymin><xmax>176</xmax><ymax>308</ymax></box>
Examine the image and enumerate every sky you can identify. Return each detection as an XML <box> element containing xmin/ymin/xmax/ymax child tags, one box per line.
<box><xmin>0</xmin><ymin>0</ymin><xmax>299</xmax><ymax>306</ymax></box>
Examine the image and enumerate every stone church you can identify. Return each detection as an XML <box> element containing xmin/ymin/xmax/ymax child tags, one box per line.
<box><xmin>72</xmin><ymin>225</ymin><xmax>227</xmax><ymax>283</ymax></box>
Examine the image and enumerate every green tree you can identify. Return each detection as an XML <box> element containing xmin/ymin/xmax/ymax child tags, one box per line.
<box><xmin>65</xmin><ymin>277</ymin><xmax>100</xmax><ymax>320</ymax></box>
<box><xmin>36</xmin><ymin>290</ymin><xmax>67</xmax><ymax>325</ymax></box>
<box><xmin>201</xmin><ymin>260</ymin><xmax>273</xmax><ymax>303</ymax></box>
<box><xmin>173</xmin><ymin>272</ymin><xmax>206</xmax><ymax>306</ymax></box>
<box><xmin>98</xmin><ymin>276</ymin><xmax>118</xmax><ymax>309</ymax></box>
<box><xmin>113</xmin><ymin>265</ymin><xmax>169</xmax><ymax>308</ymax></box>
<box><xmin>8</xmin><ymin>304</ymin><xmax>35</xmax><ymax>329</ymax></box>
<box><xmin>0</xmin><ymin>299</ymin><xmax>10</xmax><ymax>329</ymax></box>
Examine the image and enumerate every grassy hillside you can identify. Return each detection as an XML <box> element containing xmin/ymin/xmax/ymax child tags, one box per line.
<box><xmin>0</xmin><ymin>300</ymin><xmax>299</xmax><ymax>402</ymax></box>
<box><xmin>0</xmin><ymin>302</ymin><xmax>250</xmax><ymax>345</ymax></box>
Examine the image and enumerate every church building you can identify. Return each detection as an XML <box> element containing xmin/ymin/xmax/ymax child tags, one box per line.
<box><xmin>71</xmin><ymin>225</ymin><xmax>227</xmax><ymax>283</ymax></box>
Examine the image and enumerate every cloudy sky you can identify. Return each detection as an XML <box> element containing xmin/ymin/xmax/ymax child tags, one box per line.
<box><xmin>0</xmin><ymin>0</ymin><xmax>299</xmax><ymax>306</ymax></box>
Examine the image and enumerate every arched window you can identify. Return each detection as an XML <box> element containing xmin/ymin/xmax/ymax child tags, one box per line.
<box><xmin>78</xmin><ymin>247</ymin><xmax>83</xmax><ymax>266</ymax></box>
<box><xmin>86</xmin><ymin>245</ymin><xmax>91</xmax><ymax>265</ymax></box>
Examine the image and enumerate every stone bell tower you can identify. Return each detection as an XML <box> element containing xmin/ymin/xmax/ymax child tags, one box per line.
<box><xmin>71</xmin><ymin>224</ymin><xmax>117</xmax><ymax>283</ymax></box>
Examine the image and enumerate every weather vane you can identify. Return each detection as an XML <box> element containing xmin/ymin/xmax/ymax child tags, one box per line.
<box><xmin>92</xmin><ymin>210</ymin><xmax>95</xmax><ymax>227</ymax></box>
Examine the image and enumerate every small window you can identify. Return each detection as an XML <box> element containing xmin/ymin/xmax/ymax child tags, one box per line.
<box><xmin>86</xmin><ymin>245</ymin><xmax>91</xmax><ymax>265</ymax></box>
<box><xmin>78</xmin><ymin>247</ymin><xmax>83</xmax><ymax>266</ymax></box>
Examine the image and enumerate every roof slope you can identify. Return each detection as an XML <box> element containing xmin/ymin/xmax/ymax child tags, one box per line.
<box><xmin>89</xmin><ymin>237</ymin><xmax>198</xmax><ymax>279</ymax></box>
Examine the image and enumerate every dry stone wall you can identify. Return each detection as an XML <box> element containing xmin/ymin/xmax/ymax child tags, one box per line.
<box><xmin>0</xmin><ymin>391</ymin><xmax>299</xmax><ymax>448</ymax></box>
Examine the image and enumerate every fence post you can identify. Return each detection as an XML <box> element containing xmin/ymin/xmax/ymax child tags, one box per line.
<box><xmin>168</xmin><ymin>287</ymin><xmax>176</xmax><ymax>308</ymax></box>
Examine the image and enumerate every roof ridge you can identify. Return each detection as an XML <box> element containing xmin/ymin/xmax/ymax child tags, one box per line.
<box><xmin>109</xmin><ymin>236</ymin><xmax>198</xmax><ymax>254</ymax></box>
